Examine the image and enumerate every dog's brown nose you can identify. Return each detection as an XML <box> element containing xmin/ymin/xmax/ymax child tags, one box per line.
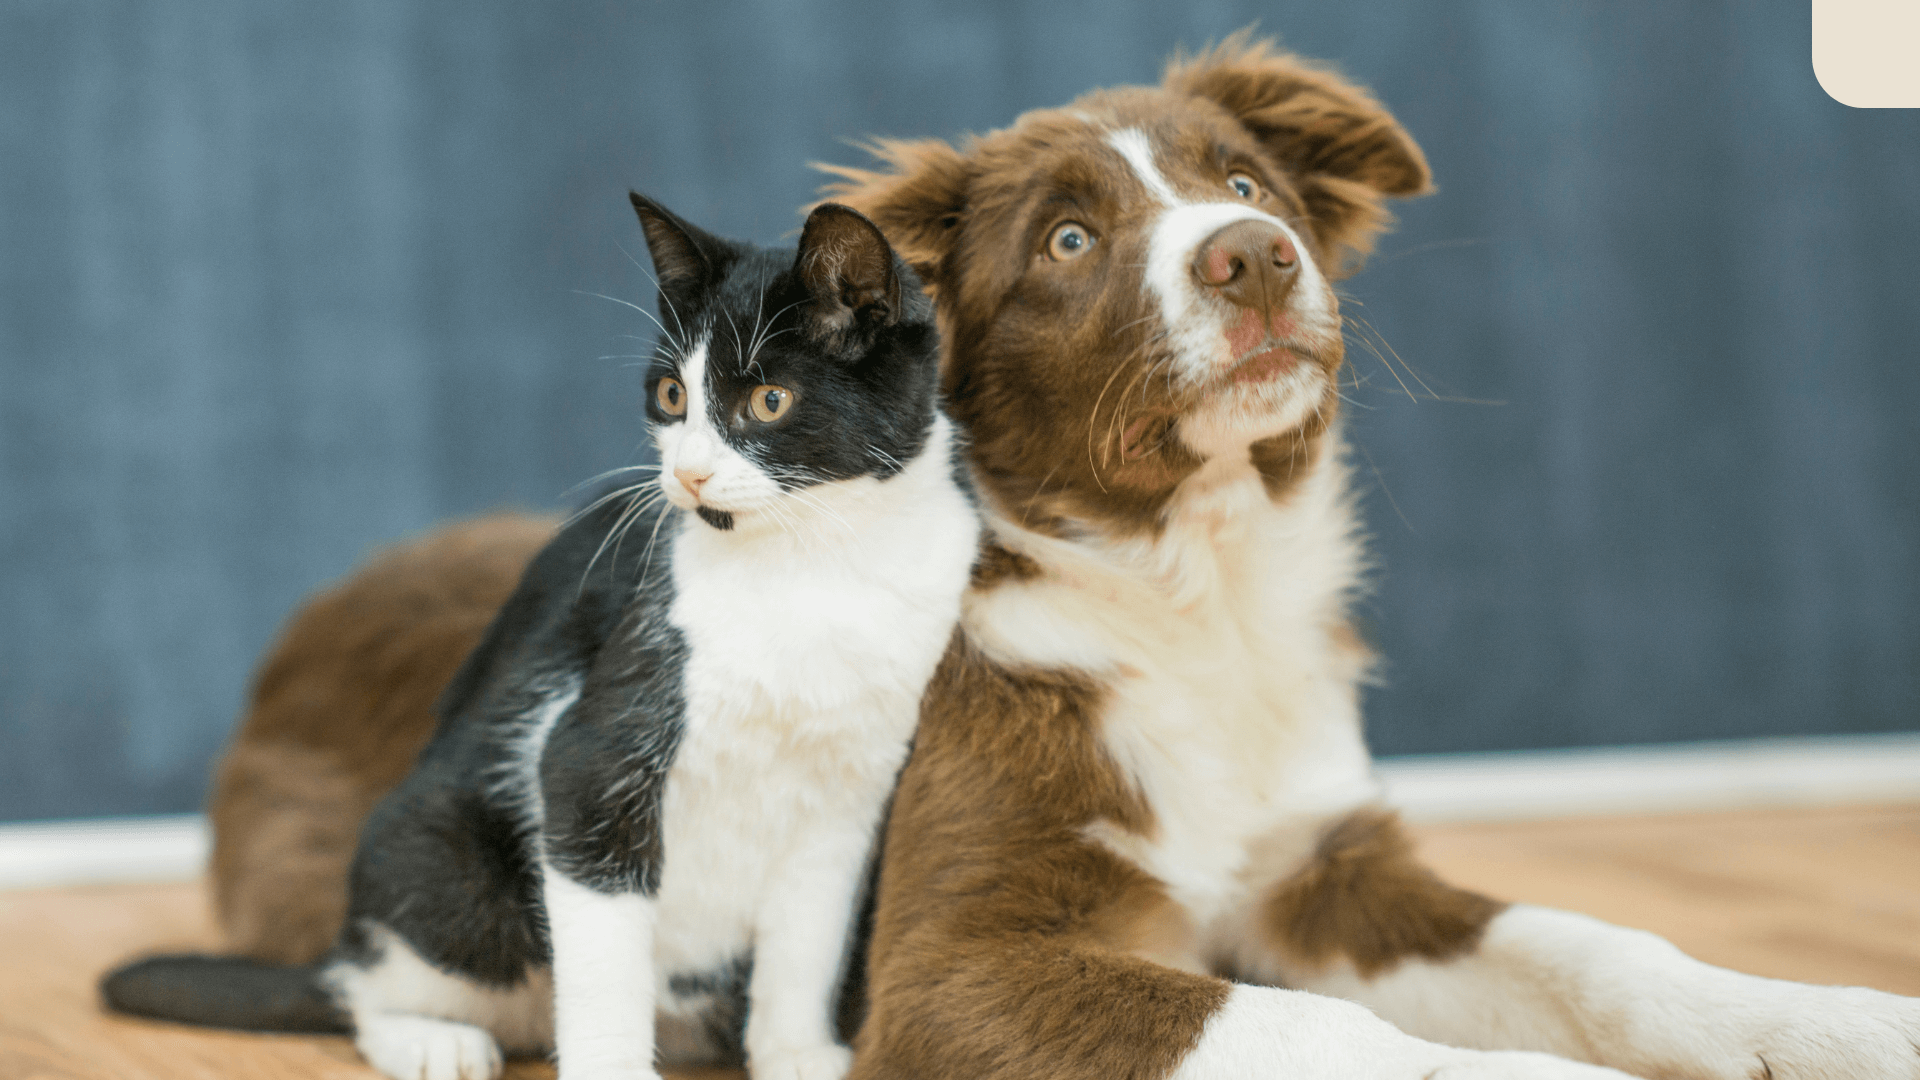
<box><xmin>1192</xmin><ymin>220</ymin><xmax>1299</xmax><ymax>313</ymax></box>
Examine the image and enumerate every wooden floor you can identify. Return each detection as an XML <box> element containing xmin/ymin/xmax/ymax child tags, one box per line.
<box><xmin>4</xmin><ymin>804</ymin><xmax>1916</xmax><ymax>1080</ymax></box>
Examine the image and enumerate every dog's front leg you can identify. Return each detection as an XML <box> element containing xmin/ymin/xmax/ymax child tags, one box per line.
<box><xmin>1284</xmin><ymin>904</ymin><xmax>1920</xmax><ymax>1080</ymax></box>
<box><xmin>1239</xmin><ymin>811</ymin><xmax>1920</xmax><ymax>1079</ymax></box>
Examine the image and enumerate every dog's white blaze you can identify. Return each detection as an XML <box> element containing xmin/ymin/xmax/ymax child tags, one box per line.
<box><xmin>1106</xmin><ymin>127</ymin><xmax>1180</xmax><ymax>206</ymax></box>
<box><xmin>971</xmin><ymin>434</ymin><xmax>1380</xmax><ymax>945</ymax></box>
<box><xmin>1104</xmin><ymin>126</ymin><xmax>1341</xmax><ymax>451</ymax></box>
<box><xmin>541</xmin><ymin>870</ymin><xmax>658</xmax><ymax>1079</ymax></box>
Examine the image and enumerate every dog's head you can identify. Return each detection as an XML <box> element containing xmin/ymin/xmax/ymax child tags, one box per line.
<box><xmin>822</xmin><ymin>33</ymin><xmax>1429</xmax><ymax>535</ymax></box>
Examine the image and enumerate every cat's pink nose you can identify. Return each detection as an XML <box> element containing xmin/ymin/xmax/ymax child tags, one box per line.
<box><xmin>674</xmin><ymin>467</ymin><xmax>710</xmax><ymax>497</ymax></box>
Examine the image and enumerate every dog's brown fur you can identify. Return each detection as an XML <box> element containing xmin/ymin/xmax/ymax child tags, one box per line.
<box><xmin>208</xmin><ymin>513</ymin><xmax>554</xmax><ymax>963</ymax></box>
<box><xmin>857</xmin><ymin>634</ymin><xmax>1228</xmax><ymax>1080</ymax></box>
<box><xmin>1264</xmin><ymin>808</ymin><xmax>1504</xmax><ymax>979</ymax></box>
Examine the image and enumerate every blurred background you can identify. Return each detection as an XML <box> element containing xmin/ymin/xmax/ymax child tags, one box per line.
<box><xmin>1</xmin><ymin>1</ymin><xmax>1915</xmax><ymax>823</ymax></box>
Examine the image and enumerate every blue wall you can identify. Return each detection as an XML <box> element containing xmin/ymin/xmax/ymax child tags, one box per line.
<box><xmin>2</xmin><ymin>1</ymin><xmax>1915</xmax><ymax>821</ymax></box>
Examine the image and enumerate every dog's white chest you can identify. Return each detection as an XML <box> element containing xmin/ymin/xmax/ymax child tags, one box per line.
<box><xmin>1090</xmin><ymin>599</ymin><xmax>1379</xmax><ymax>938</ymax></box>
<box><xmin>970</xmin><ymin>461</ymin><xmax>1380</xmax><ymax>944</ymax></box>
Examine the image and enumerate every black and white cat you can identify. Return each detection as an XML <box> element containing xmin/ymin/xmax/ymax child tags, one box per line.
<box><xmin>103</xmin><ymin>195</ymin><xmax>979</xmax><ymax>1080</ymax></box>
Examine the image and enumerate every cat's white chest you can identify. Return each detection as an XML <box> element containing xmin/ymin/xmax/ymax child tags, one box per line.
<box><xmin>667</xmin><ymin>508</ymin><xmax>967</xmax><ymax>718</ymax></box>
<box><xmin>646</xmin><ymin>484</ymin><xmax>975</xmax><ymax>981</ymax></box>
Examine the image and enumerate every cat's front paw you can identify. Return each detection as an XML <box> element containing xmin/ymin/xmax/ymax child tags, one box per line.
<box><xmin>749</xmin><ymin>1042</ymin><xmax>855</xmax><ymax>1080</ymax></box>
<box><xmin>1633</xmin><ymin>976</ymin><xmax>1920</xmax><ymax>1079</ymax></box>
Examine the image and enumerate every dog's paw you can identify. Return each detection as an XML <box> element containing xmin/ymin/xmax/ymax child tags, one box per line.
<box><xmin>1631</xmin><ymin>976</ymin><xmax>1920</xmax><ymax>1080</ymax></box>
<box><xmin>749</xmin><ymin>1041</ymin><xmax>854</xmax><ymax>1080</ymax></box>
<box><xmin>354</xmin><ymin>1013</ymin><xmax>506</xmax><ymax>1080</ymax></box>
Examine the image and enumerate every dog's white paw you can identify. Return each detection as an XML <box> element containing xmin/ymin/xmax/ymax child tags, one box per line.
<box><xmin>749</xmin><ymin>1042</ymin><xmax>855</xmax><ymax>1080</ymax></box>
<box><xmin>354</xmin><ymin>1013</ymin><xmax>505</xmax><ymax>1080</ymax></box>
<box><xmin>1637</xmin><ymin>978</ymin><xmax>1920</xmax><ymax>1080</ymax></box>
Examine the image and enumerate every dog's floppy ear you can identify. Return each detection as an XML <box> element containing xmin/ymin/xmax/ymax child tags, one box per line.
<box><xmin>815</xmin><ymin>138</ymin><xmax>973</xmax><ymax>284</ymax></box>
<box><xmin>1164</xmin><ymin>30</ymin><xmax>1432</xmax><ymax>275</ymax></box>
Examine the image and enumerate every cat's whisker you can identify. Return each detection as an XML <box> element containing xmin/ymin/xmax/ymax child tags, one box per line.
<box><xmin>722</xmin><ymin>308</ymin><xmax>749</xmax><ymax>374</ymax></box>
<box><xmin>575</xmin><ymin>290</ymin><xmax>685</xmax><ymax>357</ymax></box>
<box><xmin>563</xmin><ymin>482</ymin><xmax>654</xmax><ymax>530</ymax></box>
<box><xmin>745</xmin><ymin>301</ymin><xmax>807</xmax><ymax>372</ymax></box>
<box><xmin>607</xmin><ymin>488</ymin><xmax>668</xmax><ymax>575</ymax></box>
<box><xmin>563</xmin><ymin>464</ymin><xmax>665</xmax><ymax>500</ymax></box>
<box><xmin>634</xmin><ymin>492</ymin><xmax>678</xmax><ymax>583</ymax></box>
<box><xmin>621</xmin><ymin>258</ymin><xmax>693</xmax><ymax>356</ymax></box>
<box><xmin>578</xmin><ymin>488</ymin><xmax>657</xmax><ymax>595</ymax></box>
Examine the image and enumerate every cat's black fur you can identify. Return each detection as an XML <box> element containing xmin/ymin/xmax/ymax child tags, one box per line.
<box><xmin>103</xmin><ymin>195</ymin><xmax>959</xmax><ymax>1068</ymax></box>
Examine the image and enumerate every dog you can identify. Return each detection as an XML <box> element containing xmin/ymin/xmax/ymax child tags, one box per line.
<box><xmin>197</xmin><ymin>33</ymin><xmax>1920</xmax><ymax>1080</ymax></box>
<box><xmin>811</xmin><ymin>33</ymin><xmax>1920</xmax><ymax>1080</ymax></box>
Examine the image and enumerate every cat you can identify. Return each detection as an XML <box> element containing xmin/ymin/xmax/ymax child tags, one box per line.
<box><xmin>103</xmin><ymin>193</ymin><xmax>980</xmax><ymax>1080</ymax></box>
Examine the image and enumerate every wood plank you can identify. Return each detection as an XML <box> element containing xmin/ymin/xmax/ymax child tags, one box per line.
<box><xmin>1411</xmin><ymin>802</ymin><xmax>1920</xmax><ymax>995</ymax></box>
<box><xmin>2</xmin><ymin>804</ymin><xmax>1914</xmax><ymax>1078</ymax></box>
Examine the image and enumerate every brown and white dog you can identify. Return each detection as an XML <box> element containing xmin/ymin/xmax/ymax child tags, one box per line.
<box><xmin>200</xmin><ymin>34</ymin><xmax>1920</xmax><ymax>1080</ymax></box>
<box><xmin>811</xmin><ymin>35</ymin><xmax>1920</xmax><ymax>1080</ymax></box>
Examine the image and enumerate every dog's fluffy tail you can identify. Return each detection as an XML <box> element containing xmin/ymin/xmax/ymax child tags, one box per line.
<box><xmin>100</xmin><ymin>953</ymin><xmax>350</xmax><ymax>1034</ymax></box>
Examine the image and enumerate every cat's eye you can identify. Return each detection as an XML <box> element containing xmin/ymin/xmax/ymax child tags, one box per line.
<box><xmin>748</xmin><ymin>385</ymin><xmax>794</xmax><ymax>423</ymax></box>
<box><xmin>1044</xmin><ymin>221</ymin><xmax>1094</xmax><ymax>262</ymax></box>
<box><xmin>656</xmin><ymin>376</ymin><xmax>687</xmax><ymax>417</ymax></box>
<box><xmin>1227</xmin><ymin>172</ymin><xmax>1262</xmax><ymax>201</ymax></box>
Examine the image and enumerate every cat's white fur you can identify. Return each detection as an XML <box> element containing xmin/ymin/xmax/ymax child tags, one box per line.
<box><xmin>964</xmin><ymin>124</ymin><xmax>1920</xmax><ymax>1079</ymax></box>
<box><xmin>330</xmin><ymin>924</ymin><xmax>550</xmax><ymax>1080</ymax></box>
<box><xmin>340</xmin><ymin>330</ymin><xmax>977</xmax><ymax>1080</ymax></box>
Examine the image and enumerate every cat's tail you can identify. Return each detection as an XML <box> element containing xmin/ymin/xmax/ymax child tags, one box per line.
<box><xmin>100</xmin><ymin>953</ymin><xmax>351</xmax><ymax>1034</ymax></box>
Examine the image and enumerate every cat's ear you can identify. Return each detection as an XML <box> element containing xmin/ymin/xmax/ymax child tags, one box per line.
<box><xmin>629</xmin><ymin>191</ymin><xmax>722</xmax><ymax>299</ymax></box>
<box><xmin>795</xmin><ymin>203</ymin><xmax>902</xmax><ymax>341</ymax></box>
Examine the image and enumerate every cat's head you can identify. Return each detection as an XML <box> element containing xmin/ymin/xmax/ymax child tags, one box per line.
<box><xmin>629</xmin><ymin>193</ymin><xmax>940</xmax><ymax>532</ymax></box>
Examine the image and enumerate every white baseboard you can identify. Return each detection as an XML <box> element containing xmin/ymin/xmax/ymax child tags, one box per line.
<box><xmin>1</xmin><ymin>734</ymin><xmax>1916</xmax><ymax>890</ymax></box>
<box><xmin>0</xmin><ymin>813</ymin><xmax>208</xmax><ymax>890</ymax></box>
<box><xmin>1379</xmin><ymin>732</ymin><xmax>1920</xmax><ymax>823</ymax></box>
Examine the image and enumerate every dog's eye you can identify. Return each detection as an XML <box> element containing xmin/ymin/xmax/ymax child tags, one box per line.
<box><xmin>748</xmin><ymin>385</ymin><xmax>794</xmax><ymax>423</ymax></box>
<box><xmin>656</xmin><ymin>376</ymin><xmax>687</xmax><ymax>417</ymax></box>
<box><xmin>1044</xmin><ymin>221</ymin><xmax>1095</xmax><ymax>262</ymax></box>
<box><xmin>1227</xmin><ymin>173</ymin><xmax>1262</xmax><ymax>201</ymax></box>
